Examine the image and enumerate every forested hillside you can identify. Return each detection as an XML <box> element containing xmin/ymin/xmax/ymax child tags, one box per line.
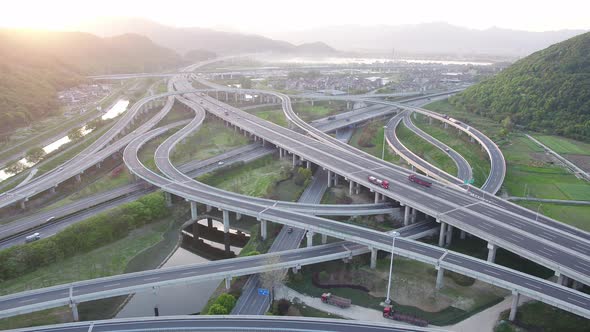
<box><xmin>450</xmin><ymin>32</ymin><xmax>590</xmax><ymax>141</ymax></box>
<box><xmin>0</xmin><ymin>29</ymin><xmax>183</xmax><ymax>138</ymax></box>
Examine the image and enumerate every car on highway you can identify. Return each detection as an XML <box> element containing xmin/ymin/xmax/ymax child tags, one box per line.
<box><xmin>218</xmin><ymin>161</ymin><xmax>225</xmax><ymax>166</ymax></box>
<box><xmin>25</xmin><ymin>232</ymin><xmax>41</xmax><ymax>243</ymax></box>
<box><xmin>445</xmin><ymin>147</ymin><xmax>450</xmax><ymax>152</ymax></box>
<box><xmin>287</xmin><ymin>227</ymin><xmax>293</xmax><ymax>234</ymax></box>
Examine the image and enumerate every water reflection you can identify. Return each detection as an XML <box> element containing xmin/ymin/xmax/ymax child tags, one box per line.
<box><xmin>0</xmin><ymin>100</ymin><xmax>129</xmax><ymax>181</ymax></box>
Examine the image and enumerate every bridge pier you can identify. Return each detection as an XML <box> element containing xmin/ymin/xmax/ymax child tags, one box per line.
<box><xmin>206</xmin><ymin>205</ymin><xmax>212</xmax><ymax>213</ymax></box>
<box><xmin>207</xmin><ymin>217</ymin><xmax>213</xmax><ymax>228</ymax></box>
<box><xmin>236</xmin><ymin>212</ymin><xmax>242</xmax><ymax>221</ymax></box>
<box><xmin>165</xmin><ymin>192</ymin><xmax>173</xmax><ymax>207</ymax></box>
<box><xmin>411</xmin><ymin>207</ymin><xmax>417</xmax><ymax>224</ymax></box>
<box><xmin>435</xmin><ymin>266</ymin><xmax>445</xmax><ymax>289</ymax></box>
<box><xmin>487</xmin><ymin>243</ymin><xmax>497</xmax><ymax>263</ymax></box>
<box><xmin>445</xmin><ymin>225</ymin><xmax>454</xmax><ymax>246</ymax></box>
<box><xmin>321</xmin><ymin>233</ymin><xmax>327</xmax><ymax>244</ymax></box>
<box><xmin>460</xmin><ymin>230</ymin><xmax>466</xmax><ymax>239</ymax></box>
<box><xmin>403</xmin><ymin>205</ymin><xmax>410</xmax><ymax>226</ymax></box>
<box><xmin>306</xmin><ymin>231</ymin><xmax>314</xmax><ymax>248</ymax></box>
<box><xmin>327</xmin><ymin>170</ymin><xmax>333</xmax><ymax>188</ymax></box>
<box><xmin>192</xmin><ymin>222</ymin><xmax>200</xmax><ymax>244</ymax></box>
<box><xmin>225</xmin><ymin>277</ymin><xmax>231</xmax><ymax>290</ymax></box>
<box><xmin>71</xmin><ymin>301</ymin><xmax>79</xmax><ymax>321</ymax></box>
<box><xmin>444</xmin><ymin>122</ymin><xmax>449</xmax><ymax>129</ymax></box>
<box><xmin>334</xmin><ymin>174</ymin><xmax>339</xmax><ymax>186</ymax></box>
<box><xmin>190</xmin><ymin>201</ymin><xmax>198</xmax><ymax>221</ymax></box>
<box><xmin>509</xmin><ymin>291</ymin><xmax>520</xmax><ymax>321</ymax></box>
<box><xmin>438</xmin><ymin>221</ymin><xmax>446</xmax><ymax>246</ymax></box>
<box><xmin>222</xmin><ymin>210</ymin><xmax>230</xmax><ymax>233</ymax></box>
<box><xmin>75</xmin><ymin>173</ymin><xmax>82</xmax><ymax>183</ymax></box>
<box><xmin>370</xmin><ymin>247</ymin><xmax>377</xmax><ymax>269</ymax></box>
<box><xmin>292</xmin><ymin>154</ymin><xmax>297</xmax><ymax>168</ymax></box>
<box><xmin>260</xmin><ymin>219</ymin><xmax>267</xmax><ymax>240</ymax></box>
<box><xmin>349</xmin><ymin>181</ymin><xmax>354</xmax><ymax>195</ymax></box>
<box><xmin>374</xmin><ymin>192</ymin><xmax>380</xmax><ymax>204</ymax></box>
<box><xmin>306</xmin><ymin>160</ymin><xmax>311</xmax><ymax>169</ymax></box>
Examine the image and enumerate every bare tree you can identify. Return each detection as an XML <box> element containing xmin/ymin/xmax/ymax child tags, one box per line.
<box><xmin>259</xmin><ymin>255</ymin><xmax>287</xmax><ymax>304</ymax></box>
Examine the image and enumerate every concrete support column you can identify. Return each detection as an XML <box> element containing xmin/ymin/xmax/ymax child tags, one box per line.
<box><xmin>75</xmin><ymin>173</ymin><xmax>82</xmax><ymax>182</ymax></box>
<box><xmin>404</xmin><ymin>206</ymin><xmax>410</xmax><ymax>226</ymax></box>
<box><xmin>306</xmin><ymin>161</ymin><xmax>311</xmax><ymax>169</ymax></box>
<box><xmin>222</xmin><ymin>210</ymin><xmax>230</xmax><ymax>233</ymax></box>
<box><xmin>292</xmin><ymin>154</ymin><xmax>297</xmax><ymax>168</ymax></box>
<box><xmin>71</xmin><ymin>301</ymin><xmax>79</xmax><ymax>322</ymax></box>
<box><xmin>165</xmin><ymin>192</ymin><xmax>172</xmax><ymax>207</ymax></box>
<box><xmin>261</xmin><ymin>219</ymin><xmax>267</xmax><ymax>240</ymax></box>
<box><xmin>460</xmin><ymin>230</ymin><xmax>466</xmax><ymax>240</ymax></box>
<box><xmin>438</xmin><ymin>221</ymin><xmax>447</xmax><ymax>247</ymax></box>
<box><xmin>279</xmin><ymin>148</ymin><xmax>283</xmax><ymax>158</ymax></box>
<box><xmin>355</xmin><ymin>182</ymin><xmax>360</xmax><ymax>195</ymax></box>
<box><xmin>206</xmin><ymin>205</ymin><xmax>212</xmax><ymax>213</ymax></box>
<box><xmin>306</xmin><ymin>231</ymin><xmax>314</xmax><ymax>248</ymax></box>
<box><xmin>445</xmin><ymin>225</ymin><xmax>454</xmax><ymax>246</ymax></box>
<box><xmin>487</xmin><ymin>243</ymin><xmax>497</xmax><ymax>263</ymax></box>
<box><xmin>370</xmin><ymin>247</ymin><xmax>378</xmax><ymax>269</ymax></box>
<box><xmin>374</xmin><ymin>192</ymin><xmax>380</xmax><ymax>204</ymax></box>
<box><xmin>349</xmin><ymin>181</ymin><xmax>354</xmax><ymax>195</ymax></box>
<box><xmin>509</xmin><ymin>291</ymin><xmax>520</xmax><ymax>321</ymax></box>
<box><xmin>50</xmin><ymin>186</ymin><xmax>57</xmax><ymax>194</ymax></box>
<box><xmin>225</xmin><ymin>277</ymin><xmax>231</xmax><ymax>290</ymax></box>
<box><xmin>236</xmin><ymin>213</ymin><xmax>242</xmax><ymax>221</ymax></box>
<box><xmin>334</xmin><ymin>174</ymin><xmax>339</xmax><ymax>186</ymax></box>
<box><xmin>327</xmin><ymin>170</ymin><xmax>332</xmax><ymax>188</ymax></box>
<box><xmin>207</xmin><ymin>217</ymin><xmax>213</xmax><ymax>228</ymax></box>
<box><xmin>435</xmin><ymin>267</ymin><xmax>444</xmax><ymax>289</ymax></box>
<box><xmin>190</xmin><ymin>201</ymin><xmax>198</xmax><ymax>220</ymax></box>
<box><xmin>444</xmin><ymin>122</ymin><xmax>449</xmax><ymax>129</ymax></box>
<box><xmin>411</xmin><ymin>208</ymin><xmax>417</xmax><ymax>224</ymax></box>
<box><xmin>572</xmin><ymin>280</ymin><xmax>583</xmax><ymax>290</ymax></box>
<box><xmin>321</xmin><ymin>234</ymin><xmax>327</xmax><ymax>244</ymax></box>
<box><xmin>192</xmin><ymin>222</ymin><xmax>200</xmax><ymax>243</ymax></box>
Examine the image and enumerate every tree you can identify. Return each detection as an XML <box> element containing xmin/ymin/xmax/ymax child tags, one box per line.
<box><xmin>68</xmin><ymin>127</ymin><xmax>84</xmax><ymax>141</ymax></box>
<box><xmin>216</xmin><ymin>293</ymin><xmax>237</xmax><ymax>312</ymax></box>
<box><xmin>259</xmin><ymin>255</ymin><xmax>287</xmax><ymax>305</ymax></box>
<box><xmin>86</xmin><ymin>118</ymin><xmax>106</xmax><ymax>131</ymax></box>
<box><xmin>5</xmin><ymin>161</ymin><xmax>26</xmax><ymax>175</ymax></box>
<box><xmin>275</xmin><ymin>299</ymin><xmax>291</xmax><ymax>315</ymax></box>
<box><xmin>25</xmin><ymin>147</ymin><xmax>46</xmax><ymax>163</ymax></box>
<box><xmin>207</xmin><ymin>303</ymin><xmax>229</xmax><ymax>315</ymax></box>
<box><xmin>239</xmin><ymin>77</ymin><xmax>252</xmax><ymax>89</ymax></box>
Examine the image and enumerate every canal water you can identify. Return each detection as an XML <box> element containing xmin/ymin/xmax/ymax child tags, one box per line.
<box><xmin>116</xmin><ymin>217</ymin><xmax>248</xmax><ymax>317</ymax></box>
<box><xmin>0</xmin><ymin>100</ymin><xmax>129</xmax><ymax>181</ymax></box>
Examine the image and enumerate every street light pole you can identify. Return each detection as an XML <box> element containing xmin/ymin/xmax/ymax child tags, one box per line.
<box><xmin>382</xmin><ymin>126</ymin><xmax>388</xmax><ymax>160</ymax></box>
<box><xmin>385</xmin><ymin>231</ymin><xmax>400</xmax><ymax>304</ymax></box>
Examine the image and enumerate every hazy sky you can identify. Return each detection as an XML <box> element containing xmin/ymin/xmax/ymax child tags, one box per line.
<box><xmin>1</xmin><ymin>0</ymin><xmax>589</xmax><ymax>34</ymax></box>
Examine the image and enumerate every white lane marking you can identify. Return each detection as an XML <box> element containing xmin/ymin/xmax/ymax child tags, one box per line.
<box><xmin>483</xmin><ymin>269</ymin><xmax>501</xmax><ymax>276</ymax></box>
<box><xmin>103</xmin><ymin>283</ymin><xmax>120</xmax><ymax>288</ymax></box>
<box><xmin>217</xmin><ymin>265</ymin><xmax>236</xmax><ymax>270</ymax></box>
<box><xmin>567</xmin><ymin>297</ymin><xmax>589</xmax><ymax>306</ymax></box>
<box><xmin>574</xmin><ymin>263</ymin><xmax>590</xmax><ymax>272</ymax></box>
<box><xmin>538</xmin><ymin>249</ymin><xmax>554</xmax><ymax>257</ymax></box>
<box><xmin>18</xmin><ymin>297</ymin><xmax>37</xmax><ymax>304</ymax></box>
<box><xmin>508</xmin><ymin>233</ymin><xmax>525</xmax><ymax>240</ymax></box>
<box><xmin>143</xmin><ymin>276</ymin><xmax>161</xmax><ymax>281</ymax></box>
<box><xmin>319</xmin><ymin>250</ymin><xmax>335</xmax><ymax>254</ymax></box>
<box><xmin>524</xmin><ymin>282</ymin><xmax>542</xmax><ymax>290</ymax></box>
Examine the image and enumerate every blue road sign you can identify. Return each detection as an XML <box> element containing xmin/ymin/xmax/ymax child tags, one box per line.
<box><xmin>258</xmin><ymin>288</ymin><xmax>269</xmax><ymax>296</ymax></box>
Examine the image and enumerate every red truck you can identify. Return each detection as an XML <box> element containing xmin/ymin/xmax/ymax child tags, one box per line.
<box><xmin>383</xmin><ymin>307</ymin><xmax>428</xmax><ymax>327</ymax></box>
<box><xmin>408</xmin><ymin>174</ymin><xmax>432</xmax><ymax>187</ymax></box>
<box><xmin>321</xmin><ymin>293</ymin><xmax>351</xmax><ymax>308</ymax></box>
<box><xmin>368</xmin><ymin>175</ymin><xmax>389</xmax><ymax>189</ymax></box>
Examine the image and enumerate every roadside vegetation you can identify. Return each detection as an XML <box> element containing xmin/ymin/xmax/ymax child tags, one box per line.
<box><xmin>0</xmin><ymin>192</ymin><xmax>183</xmax><ymax>329</ymax></box>
<box><xmin>349</xmin><ymin>119</ymin><xmax>407</xmax><ymax>167</ymax></box>
<box><xmin>293</xmin><ymin>101</ymin><xmax>346</xmax><ymax>122</ymax></box>
<box><xmin>495</xmin><ymin>301</ymin><xmax>589</xmax><ymax>332</ymax></box>
<box><xmin>287</xmin><ymin>257</ymin><xmax>506</xmax><ymax>326</ymax></box>
<box><xmin>396</xmin><ymin>122</ymin><xmax>459</xmax><ymax>176</ymax></box>
<box><xmin>246</xmin><ymin>106</ymin><xmax>289</xmax><ymax>127</ymax></box>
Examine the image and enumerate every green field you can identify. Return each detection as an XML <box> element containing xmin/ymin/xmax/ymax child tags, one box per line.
<box><xmin>412</xmin><ymin>113</ymin><xmax>491</xmax><ymax>187</ymax></box>
<box><xmin>424</xmin><ymin>100</ymin><xmax>504</xmax><ymax>140</ymax></box>
<box><xmin>293</xmin><ymin>102</ymin><xmax>344</xmax><ymax>122</ymax></box>
<box><xmin>348</xmin><ymin>120</ymin><xmax>407</xmax><ymax>167</ymax></box>
<box><xmin>0</xmin><ymin>218</ymin><xmax>177</xmax><ymax>330</ymax></box>
<box><xmin>534</xmin><ymin>135</ymin><xmax>590</xmax><ymax>155</ymax></box>
<box><xmin>516</xmin><ymin>202</ymin><xmax>590</xmax><ymax>232</ymax></box>
<box><xmin>495</xmin><ymin>301</ymin><xmax>590</xmax><ymax>332</ymax></box>
<box><xmin>247</xmin><ymin>108</ymin><xmax>289</xmax><ymax>127</ymax></box>
<box><xmin>397</xmin><ymin>122</ymin><xmax>459</xmax><ymax>176</ymax></box>
<box><xmin>171</xmin><ymin>119</ymin><xmax>250</xmax><ymax>164</ymax></box>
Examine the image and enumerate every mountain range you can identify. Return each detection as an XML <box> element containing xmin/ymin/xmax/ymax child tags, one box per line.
<box><xmin>267</xmin><ymin>22</ymin><xmax>587</xmax><ymax>57</ymax></box>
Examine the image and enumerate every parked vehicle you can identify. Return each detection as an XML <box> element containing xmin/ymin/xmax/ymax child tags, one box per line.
<box><xmin>368</xmin><ymin>175</ymin><xmax>389</xmax><ymax>189</ymax></box>
<box><xmin>408</xmin><ymin>174</ymin><xmax>432</xmax><ymax>187</ymax></box>
<box><xmin>25</xmin><ymin>232</ymin><xmax>41</xmax><ymax>243</ymax></box>
<box><xmin>321</xmin><ymin>293</ymin><xmax>351</xmax><ymax>308</ymax></box>
<box><xmin>383</xmin><ymin>306</ymin><xmax>428</xmax><ymax>327</ymax></box>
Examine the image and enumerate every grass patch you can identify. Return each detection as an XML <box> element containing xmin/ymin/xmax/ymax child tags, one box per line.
<box><xmin>412</xmin><ymin>113</ymin><xmax>491</xmax><ymax>186</ymax></box>
<box><xmin>424</xmin><ymin>100</ymin><xmax>504</xmax><ymax>140</ymax></box>
<box><xmin>516</xmin><ymin>202</ymin><xmax>590</xmax><ymax>232</ymax></box>
<box><xmin>171</xmin><ymin>119</ymin><xmax>250</xmax><ymax>164</ymax></box>
<box><xmin>349</xmin><ymin>120</ymin><xmax>407</xmax><ymax>167</ymax></box>
<box><xmin>288</xmin><ymin>302</ymin><xmax>346</xmax><ymax>319</ymax></box>
<box><xmin>396</xmin><ymin>123</ymin><xmax>458</xmax><ymax>176</ymax></box>
<box><xmin>497</xmin><ymin>301</ymin><xmax>590</xmax><ymax>332</ymax></box>
<box><xmin>246</xmin><ymin>107</ymin><xmax>289</xmax><ymax>127</ymax></box>
<box><xmin>288</xmin><ymin>257</ymin><xmax>505</xmax><ymax>326</ymax></box>
<box><xmin>293</xmin><ymin>102</ymin><xmax>345</xmax><ymax>122</ymax></box>
<box><xmin>533</xmin><ymin>135</ymin><xmax>590</xmax><ymax>155</ymax></box>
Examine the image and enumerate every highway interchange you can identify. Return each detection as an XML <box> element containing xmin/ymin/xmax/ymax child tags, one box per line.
<box><xmin>1</xmin><ymin>57</ymin><xmax>589</xmax><ymax>330</ymax></box>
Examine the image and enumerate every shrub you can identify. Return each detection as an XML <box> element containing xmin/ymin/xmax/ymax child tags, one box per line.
<box><xmin>207</xmin><ymin>303</ymin><xmax>228</xmax><ymax>315</ymax></box>
<box><xmin>215</xmin><ymin>293</ymin><xmax>237</xmax><ymax>312</ymax></box>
